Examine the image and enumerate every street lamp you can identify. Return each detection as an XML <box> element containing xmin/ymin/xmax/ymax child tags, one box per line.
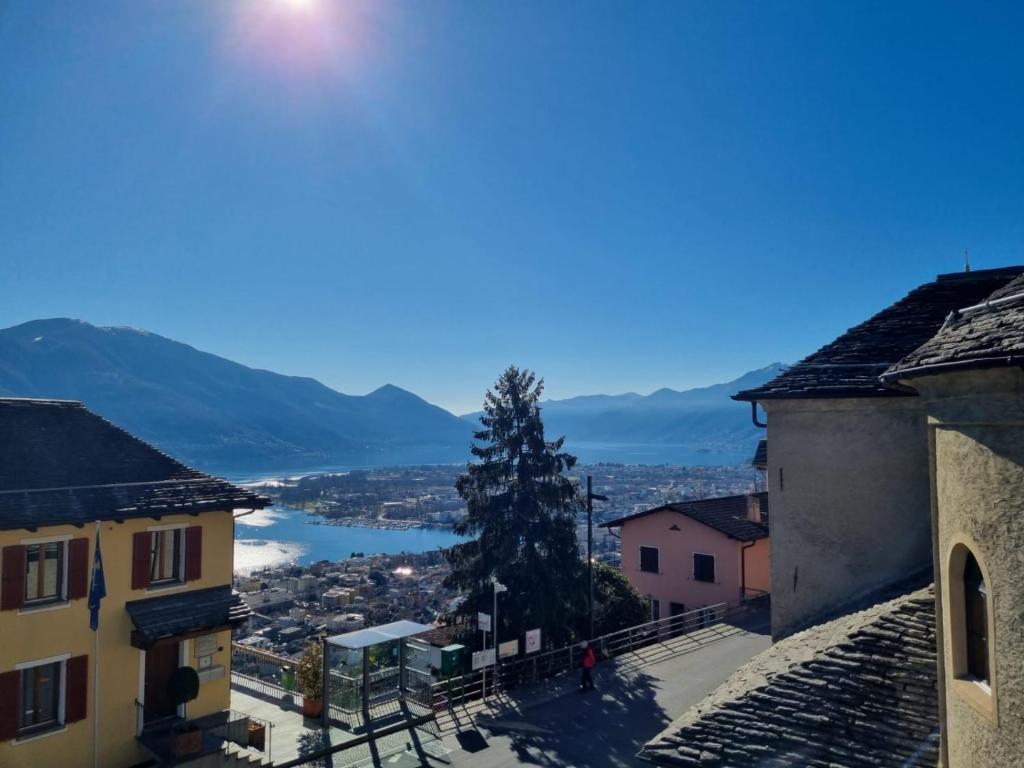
<box><xmin>489</xmin><ymin>577</ymin><xmax>507</xmax><ymax>701</ymax></box>
<box><xmin>586</xmin><ymin>476</ymin><xmax>607</xmax><ymax>640</ymax></box>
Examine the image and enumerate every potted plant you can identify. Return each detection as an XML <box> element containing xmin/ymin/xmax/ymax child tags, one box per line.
<box><xmin>167</xmin><ymin>666</ymin><xmax>202</xmax><ymax>756</ymax></box>
<box><xmin>297</xmin><ymin>642</ymin><xmax>324</xmax><ymax>718</ymax></box>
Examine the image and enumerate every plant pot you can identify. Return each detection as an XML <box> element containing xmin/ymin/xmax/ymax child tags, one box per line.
<box><xmin>247</xmin><ymin>721</ymin><xmax>266</xmax><ymax>752</ymax></box>
<box><xmin>302</xmin><ymin>697</ymin><xmax>323</xmax><ymax>718</ymax></box>
<box><xmin>173</xmin><ymin>728</ymin><xmax>202</xmax><ymax>757</ymax></box>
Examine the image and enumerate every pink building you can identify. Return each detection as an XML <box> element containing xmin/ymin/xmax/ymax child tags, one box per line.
<box><xmin>601</xmin><ymin>492</ymin><xmax>770</xmax><ymax>621</ymax></box>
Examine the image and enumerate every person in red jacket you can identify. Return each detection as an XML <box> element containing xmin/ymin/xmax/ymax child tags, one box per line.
<box><xmin>580</xmin><ymin>641</ymin><xmax>596</xmax><ymax>691</ymax></box>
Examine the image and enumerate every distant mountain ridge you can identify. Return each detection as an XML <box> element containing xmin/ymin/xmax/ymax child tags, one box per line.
<box><xmin>0</xmin><ymin>318</ymin><xmax>474</xmax><ymax>472</ymax></box>
<box><xmin>462</xmin><ymin>363</ymin><xmax>787</xmax><ymax>462</ymax></box>
<box><xmin>0</xmin><ymin>318</ymin><xmax>783</xmax><ymax>472</ymax></box>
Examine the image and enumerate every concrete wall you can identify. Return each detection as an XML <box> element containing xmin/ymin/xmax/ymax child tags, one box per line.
<box><xmin>762</xmin><ymin>397</ymin><xmax>932</xmax><ymax>639</ymax></box>
<box><xmin>910</xmin><ymin>368</ymin><xmax>1024</xmax><ymax>768</ymax></box>
<box><xmin>0</xmin><ymin>510</ymin><xmax>236</xmax><ymax>768</ymax></box>
<box><xmin>618</xmin><ymin>509</ymin><xmax>766</xmax><ymax>613</ymax></box>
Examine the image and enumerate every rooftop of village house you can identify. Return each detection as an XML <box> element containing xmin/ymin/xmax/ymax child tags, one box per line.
<box><xmin>884</xmin><ymin>272</ymin><xmax>1024</xmax><ymax>381</ymax></box>
<box><xmin>600</xmin><ymin>491</ymin><xmax>769</xmax><ymax>542</ymax></box>
<box><xmin>639</xmin><ymin>585</ymin><xmax>938</xmax><ymax>768</ymax></box>
<box><xmin>734</xmin><ymin>266</ymin><xmax>1024</xmax><ymax>401</ymax></box>
<box><xmin>0</xmin><ymin>397</ymin><xmax>268</xmax><ymax>530</ymax></box>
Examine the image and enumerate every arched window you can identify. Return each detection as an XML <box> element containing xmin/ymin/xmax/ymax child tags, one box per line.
<box><xmin>963</xmin><ymin>551</ymin><xmax>989</xmax><ymax>683</ymax></box>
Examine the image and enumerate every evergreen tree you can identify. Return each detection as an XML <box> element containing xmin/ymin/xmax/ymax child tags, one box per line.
<box><xmin>445</xmin><ymin>366</ymin><xmax>583</xmax><ymax>650</ymax></box>
<box><xmin>589</xmin><ymin>561</ymin><xmax>649</xmax><ymax>637</ymax></box>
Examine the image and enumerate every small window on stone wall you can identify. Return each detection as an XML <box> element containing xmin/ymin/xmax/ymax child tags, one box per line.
<box><xmin>963</xmin><ymin>552</ymin><xmax>989</xmax><ymax>684</ymax></box>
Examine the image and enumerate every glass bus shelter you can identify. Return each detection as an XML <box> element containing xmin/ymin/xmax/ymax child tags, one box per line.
<box><xmin>322</xmin><ymin>620</ymin><xmax>434</xmax><ymax>724</ymax></box>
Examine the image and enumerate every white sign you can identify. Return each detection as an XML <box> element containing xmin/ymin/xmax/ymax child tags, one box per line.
<box><xmin>478</xmin><ymin>612</ymin><xmax>491</xmax><ymax>632</ymax></box>
<box><xmin>525</xmin><ymin>628</ymin><xmax>541</xmax><ymax>654</ymax></box>
<box><xmin>471</xmin><ymin>648</ymin><xmax>496</xmax><ymax>671</ymax></box>
<box><xmin>194</xmin><ymin>634</ymin><xmax>218</xmax><ymax>658</ymax></box>
<box><xmin>499</xmin><ymin>639</ymin><xmax>519</xmax><ymax>658</ymax></box>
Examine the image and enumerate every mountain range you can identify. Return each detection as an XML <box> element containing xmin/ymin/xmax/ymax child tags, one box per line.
<box><xmin>0</xmin><ymin>318</ymin><xmax>782</xmax><ymax>473</ymax></box>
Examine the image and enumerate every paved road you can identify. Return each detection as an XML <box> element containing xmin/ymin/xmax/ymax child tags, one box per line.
<box><xmin>342</xmin><ymin>617</ymin><xmax>771</xmax><ymax>768</ymax></box>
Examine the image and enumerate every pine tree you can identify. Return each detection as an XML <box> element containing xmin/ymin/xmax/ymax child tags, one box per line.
<box><xmin>445</xmin><ymin>366</ymin><xmax>583</xmax><ymax>650</ymax></box>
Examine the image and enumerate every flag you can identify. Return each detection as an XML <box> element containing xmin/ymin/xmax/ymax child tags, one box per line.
<box><xmin>88</xmin><ymin>524</ymin><xmax>106</xmax><ymax>631</ymax></box>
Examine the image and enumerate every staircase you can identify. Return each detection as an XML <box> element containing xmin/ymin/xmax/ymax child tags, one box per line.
<box><xmin>180</xmin><ymin>742</ymin><xmax>270</xmax><ymax>767</ymax></box>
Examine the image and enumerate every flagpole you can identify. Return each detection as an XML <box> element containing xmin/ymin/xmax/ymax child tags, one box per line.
<box><xmin>93</xmin><ymin>521</ymin><xmax>100</xmax><ymax>768</ymax></box>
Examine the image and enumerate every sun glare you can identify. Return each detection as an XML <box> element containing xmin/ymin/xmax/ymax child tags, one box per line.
<box><xmin>227</xmin><ymin>0</ymin><xmax>372</xmax><ymax>82</ymax></box>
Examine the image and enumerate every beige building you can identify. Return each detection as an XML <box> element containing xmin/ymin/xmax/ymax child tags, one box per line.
<box><xmin>642</xmin><ymin>265</ymin><xmax>1024</xmax><ymax>767</ymax></box>
<box><xmin>734</xmin><ymin>266</ymin><xmax>1022</xmax><ymax>639</ymax></box>
<box><xmin>882</xmin><ymin>273</ymin><xmax>1024</xmax><ymax>767</ymax></box>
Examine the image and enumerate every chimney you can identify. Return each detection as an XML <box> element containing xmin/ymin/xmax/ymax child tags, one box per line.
<box><xmin>746</xmin><ymin>494</ymin><xmax>762</xmax><ymax>524</ymax></box>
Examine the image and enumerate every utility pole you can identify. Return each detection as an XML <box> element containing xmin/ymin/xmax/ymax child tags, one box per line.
<box><xmin>586</xmin><ymin>476</ymin><xmax>608</xmax><ymax>640</ymax></box>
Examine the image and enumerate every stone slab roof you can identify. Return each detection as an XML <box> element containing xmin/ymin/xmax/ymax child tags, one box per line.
<box><xmin>0</xmin><ymin>397</ymin><xmax>267</xmax><ymax>530</ymax></box>
<box><xmin>639</xmin><ymin>586</ymin><xmax>938</xmax><ymax>768</ymax></box>
<box><xmin>126</xmin><ymin>585</ymin><xmax>252</xmax><ymax>648</ymax></box>
<box><xmin>600</xmin><ymin>492</ymin><xmax>769</xmax><ymax>542</ymax></box>
<box><xmin>885</xmin><ymin>274</ymin><xmax>1024</xmax><ymax>380</ymax></box>
<box><xmin>735</xmin><ymin>267</ymin><xmax>1022</xmax><ymax>401</ymax></box>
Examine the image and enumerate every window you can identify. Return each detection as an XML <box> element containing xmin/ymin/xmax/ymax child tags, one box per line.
<box><xmin>693</xmin><ymin>553</ymin><xmax>715</xmax><ymax>583</ymax></box>
<box><xmin>639</xmin><ymin>546</ymin><xmax>659</xmax><ymax>574</ymax></box>
<box><xmin>649</xmin><ymin>598</ymin><xmax>661</xmax><ymax>622</ymax></box>
<box><xmin>19</xmin><ymin>661</ymin><xmax>62</xmax><ymax>736</ymax></box>
<box><xmin>964</xmin><ymin>552</ymin><xmax>989</xmax><ymax>683</ymax></box>
<box><xmin>150</xmin><ymin>529</ymin><xmax>182</xmax><ymax>584</ymax></box>
<box><xmin>25</xmin><ymin>542</ymin><xmax>65</xmax><ymax>604</ymax></box>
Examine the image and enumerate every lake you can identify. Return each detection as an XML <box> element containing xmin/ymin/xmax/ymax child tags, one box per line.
<box><xmin>234</xmin><ymin>505</ymin><xmax>463</xmax><ymax>574</ymax></box>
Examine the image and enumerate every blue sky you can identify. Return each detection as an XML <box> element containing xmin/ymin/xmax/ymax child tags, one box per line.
<box><xmin>3</xmin><ymin>1</ymin><xmax>1024</xmax><ymax>414</ymax></box>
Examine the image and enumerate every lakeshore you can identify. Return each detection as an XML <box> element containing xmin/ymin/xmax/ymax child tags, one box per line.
<box><xmin>233</xmin><ymin>504</ymin><xmax>464</xmax><ymax>574</ymax></box>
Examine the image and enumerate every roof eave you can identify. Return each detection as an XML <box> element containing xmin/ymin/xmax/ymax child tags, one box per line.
<box><xmin>881</xmin><ymin>354</ymin><xmax>1024</xmax><ymax>384</ymax></box>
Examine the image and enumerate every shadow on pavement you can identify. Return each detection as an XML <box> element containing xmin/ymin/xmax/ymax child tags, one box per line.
<box><xmin>476</xmin><ymin>667</ymin><xmax>669</xmax><ymax>768</ymax></box>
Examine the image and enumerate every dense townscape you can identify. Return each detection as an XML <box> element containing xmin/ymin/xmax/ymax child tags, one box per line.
<box><xmin>233</xmin><ymin>461</ymin><xmax>761</xmax><ymax>658</ymax></box>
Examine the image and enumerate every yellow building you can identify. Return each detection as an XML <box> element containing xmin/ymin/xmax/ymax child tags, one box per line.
<box><xmin>0</xmin><ymin>397</ymin><xmax>267</xmax><ymax>767</ymax></box>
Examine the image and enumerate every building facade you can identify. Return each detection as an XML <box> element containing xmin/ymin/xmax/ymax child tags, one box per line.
<box><xmin>883</xmin><ymin>276</ymin><xmax>1024</xmax><ymax>767</ymax></box>
<box><xmin>602</xmin><ymin>493</ymin><xmax>769</xmax><ymax>621</ymax></box>
<box><xmin>0</xmin><ymin>398</ymin><xmax>266</xmax><ymax>767</ymax></box>
<box><xmin>735</xmin><ymin>266</ymin><xmax>1023</xmax><ymax>639</ymax></box>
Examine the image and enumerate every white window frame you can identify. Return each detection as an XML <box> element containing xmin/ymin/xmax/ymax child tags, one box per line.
<box><xmin>692</xmin><ymin>551</ymin><xmax>716</xmax><ymax>584</ymax></box>
<box><xmin>639</xmin><ymin>545</ymin><xmax>660</xmax><ymax>574</ymax></box>
<box><xmin>146</xmin><ymin>524</ymin><xmax>187</xmax><ymax>588</ymax></box>
<box><xmin>14</xmin><ymin>654</ymin><xmax>69</xmax><ymax>741</ymax></box>
<box><xmin>19</xmin><ymin>535</ymin><xmax>71</xmax><ymax>610</ymax></box>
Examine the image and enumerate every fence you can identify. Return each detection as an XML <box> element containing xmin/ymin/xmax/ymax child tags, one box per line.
<box><xmin>231</xmin><ymin>643</ymin><xmax>305</xmax><ymax>708</ymax></box>
<box><xmin>431</xmin><ymin>599</ymin><xmax>761</xmax><ymax>710</ymax></box>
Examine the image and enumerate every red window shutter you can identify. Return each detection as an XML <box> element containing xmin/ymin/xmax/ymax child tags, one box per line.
<box><xmin>0</xmin><ymin>670</ymin><xmax>19</xmax><ymax>740</ymax></box>
<box><xmin>132</xmin><ymin>532</ymin><xmax>151</xmax><ymax>590</ymax></box>
<box><xmin>67</xmin><ymin>538</ymin><xmax>89</xmax><ymax>600</ymax></box>
<box><xmin>65</xmin><ymin>656</ymin><xmax>88</xmax><ymax>724</ymax></box>
<box><xmin>185</xmin><ymin>526</ymin><xmax>202</xmax><ymax>582</ymax></box>
<box><xmin>1</xmin><ymin>545</ymin><xmax>26</xmax><ymax>611</ymax></box>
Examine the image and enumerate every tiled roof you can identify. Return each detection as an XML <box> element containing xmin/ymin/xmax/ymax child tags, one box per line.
<box><xmin>0</xmin><ymin>397</ymin><xmax>267</xmax><ymax>530</ymax></box>
<box><xmin>126</xmin><ymin>585</ymin><xmax>252</xmax><ymax>648</ymax></box>
<box><xmin>884</xmin><ymin>274</ymin><xmax>1024</xmax><ymax>380</ymax></box>
<box><xmin>639</xmin><ymin>586</ymin><xmax>938</xmax><ymax>768</ymax></box>
<box><xmin>751</xmin><ymin>439</ymin><xmax>767</xmax><ymax>470</ymax></box>
<box><xmin>735</xmin><ymin>267</ymin><xmax>1023</xmax><ymax>401</ymax></box>
<box><xmin>600</xmin><ymin>493</ymin><xmax>768</xmax><ymax>542</ymax></box>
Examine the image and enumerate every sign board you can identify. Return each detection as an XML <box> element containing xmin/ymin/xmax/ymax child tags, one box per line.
<box><xmin>477</xmin><ymin>612</ymin><xmax>491</xmax><ymax>632</ymax></box>
<box><xmin>194</xmin><ymin>634</ymin><xmax>218</xmax><ymax>658</ymax></box>
<box><xmin>525</xmin><ymin>628</ymin><xmax>541</xmax><ymax>654</ymax></box>
<box><xmin>499</xmin><ymin>639</ymin><xmax>519</xmax><ymax>659</ymax></box>
<box><xmin>471</xmin><ymin>648</ymin><xmax>496</xmax><ymax>671</ymax></box>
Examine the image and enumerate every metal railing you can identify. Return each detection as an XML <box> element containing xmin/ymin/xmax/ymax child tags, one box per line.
<box><xmin>430</xmin><ymin>599</ymin><xmax>760</xmax><ymax>710</ymax></box>
<box><xmin>231</xmin><ymin>643</ymin><xmax>305</xmax><ymax>707</ymax></box>
<box><xmin>134</xmin><ymin>701</ymin><xmax>272</xmax><ymax>765</ymax></box>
